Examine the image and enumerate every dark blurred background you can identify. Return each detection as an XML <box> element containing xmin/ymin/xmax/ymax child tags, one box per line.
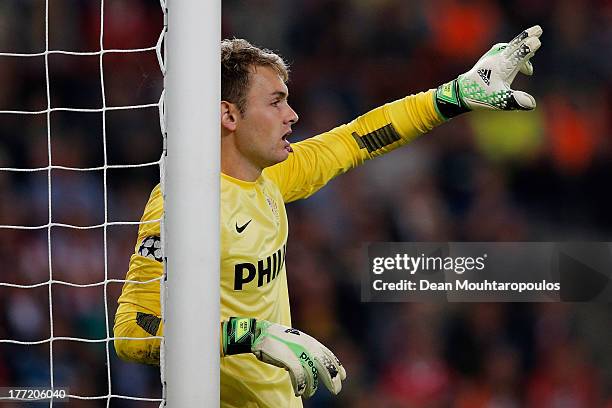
<box><xmin>222</xmin><ymin>1</ymin><xmax>612</xmax><ymax>407</ymax></box>
<box><xmin>1</xmin><ymin>0</ymin><xmax>611</xmax><ymax>407</ymax></box>
<box><xmin>0</xmin><ymin>0</ymin><xmax>164</xmax><ymax>406</ymax></box>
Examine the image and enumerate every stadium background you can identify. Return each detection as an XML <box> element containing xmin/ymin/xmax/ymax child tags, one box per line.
<box><xmin>0</xmin><ymin>0</ymin><xmax>611</xmax><ymax>406</ymax></box>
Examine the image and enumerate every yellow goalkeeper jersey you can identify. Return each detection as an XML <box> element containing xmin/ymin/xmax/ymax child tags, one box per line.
<box><xmin>115</xmin><ymin>90</ymin><xmax>443</xmax><ymax>407</ymax></box>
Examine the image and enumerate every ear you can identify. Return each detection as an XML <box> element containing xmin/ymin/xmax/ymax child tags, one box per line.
<box><xmin>221</xmin><ymin>101</ymin><xmax>238</xmax><ymax>132</ymax></box>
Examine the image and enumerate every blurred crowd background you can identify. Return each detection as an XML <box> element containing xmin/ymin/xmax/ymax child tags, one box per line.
<box><xmin>0</xmin><ymin>0</ymin><xmax>611</xmax><ymax>406</ymax></box>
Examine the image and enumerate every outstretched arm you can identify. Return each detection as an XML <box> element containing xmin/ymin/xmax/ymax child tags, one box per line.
<box><xmin>265</xmin><ymin>25</ymin><xmax>543</xmax><ymax>203</ymax></box>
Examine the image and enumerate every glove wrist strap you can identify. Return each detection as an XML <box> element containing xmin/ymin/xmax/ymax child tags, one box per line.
<box><xmin>435</xmin><ymin>78</ymin><xmax>470</xmax><ymax>119</ymax></box>
<box><xmin>223</xmin><ymin>317</ymin><xmax>257</xmax><ymax>355</ymax></box>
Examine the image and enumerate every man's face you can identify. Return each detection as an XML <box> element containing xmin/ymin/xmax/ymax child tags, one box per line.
<box><xmin>233</xmin><ymin>65</ymin><xmax>298</xmax><ymax>171</ymax></box>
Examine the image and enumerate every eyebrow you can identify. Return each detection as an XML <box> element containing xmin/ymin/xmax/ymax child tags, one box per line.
<box><xmin>270</xmin><ymin>91</ymin><xmax>288</xmax><ymax>99</ymax></box>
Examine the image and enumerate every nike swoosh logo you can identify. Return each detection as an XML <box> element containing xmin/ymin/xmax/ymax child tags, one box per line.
<box><xmin>235</xmin><ymin>219</ymin><xmax>252</xmax><ymax>233</ymax></box>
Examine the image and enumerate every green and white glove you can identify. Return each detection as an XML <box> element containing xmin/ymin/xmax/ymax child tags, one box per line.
<box><xmin>222</xmin><ymin>317</ymin><xmax>346</xmax><ymax>398</ymax></box>
<box><xmin>435</xmin><ymin>25</ymin><xmax>543</xmax><ymax>119</ymax></box>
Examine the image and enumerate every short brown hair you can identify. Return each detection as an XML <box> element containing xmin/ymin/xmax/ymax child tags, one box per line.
<box><xmin>221</xmin><ymin>38</ymin><xmax>289</xmax><ymax>114</ymax></box>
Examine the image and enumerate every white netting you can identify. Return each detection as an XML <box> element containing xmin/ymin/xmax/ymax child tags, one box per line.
<box><xmin>0</xmin><ymin>0</ymin><xmax>167</xmax><ymax>406</ymax></box>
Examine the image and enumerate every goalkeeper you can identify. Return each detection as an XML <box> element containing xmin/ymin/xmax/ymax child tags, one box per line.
<box><xmin>114</xmin><ymin>26</ymin><xmax>542</xmax><ymax>407</ymax></box>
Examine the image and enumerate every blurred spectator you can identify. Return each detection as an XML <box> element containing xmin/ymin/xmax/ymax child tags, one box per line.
<box><xmin>0</xmin><ymin>0</ymin><xmax>610</xmax><ymax>406</ymax></box>
<box><xmin>527</xmin><ymin>342</ymin><xmax>602</xmax><ymax>408</ymax></box>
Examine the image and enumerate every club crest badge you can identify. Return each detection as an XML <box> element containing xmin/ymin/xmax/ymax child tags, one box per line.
<box><xmin>264</xmin><ymin>193</ymin><xmax>280</xmax><ymax>225</ymax></box>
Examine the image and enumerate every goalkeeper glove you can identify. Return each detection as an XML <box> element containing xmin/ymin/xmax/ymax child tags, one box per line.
<box><xmin>435</xmin><ymin>25</ymin><xmax>543</xmax><ymax>119</ymax></box>
<box><xmin>222</xmin><ymin>317</ymin><xmax>346</xmax><ymax>399</ymax></box>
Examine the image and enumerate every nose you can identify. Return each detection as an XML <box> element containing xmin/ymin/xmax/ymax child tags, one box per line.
<box><xmin>287</xmin><ymin>105</ymin><xmax>299</xmax><ymax>125</ymax></box>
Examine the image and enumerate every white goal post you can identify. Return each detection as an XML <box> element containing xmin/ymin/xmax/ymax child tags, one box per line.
<box><xmin>164</xmin><ymin>0</ymin><xmax>221</xmax><ymax>406</ymax></box>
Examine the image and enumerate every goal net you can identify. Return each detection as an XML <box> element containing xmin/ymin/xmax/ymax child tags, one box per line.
<box><xmin>0</xmin><ymin>0</ymin><xmax>167</xmax><ymax>405</ymax></box>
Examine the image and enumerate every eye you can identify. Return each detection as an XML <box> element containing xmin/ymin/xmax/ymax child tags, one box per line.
<box><xmin>271</xmin><ymin>100</ymin><xmax>281</xmax><ymax>107</ymax></box>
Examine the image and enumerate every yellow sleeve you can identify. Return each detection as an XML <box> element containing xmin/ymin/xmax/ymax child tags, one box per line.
<box><xmin>116</xmin><ymin>184</ymin><xmax>164</xmax><ymax>317</ymax></box>
<box><xmin>135</xmin><ymin>184</ymin><xmax>163</xmax><ymax>249</ymax></box>
<box><xmin>263</xmin><ymin>89</ymin><xmax>444</xmax><ymax>203</ymax></box>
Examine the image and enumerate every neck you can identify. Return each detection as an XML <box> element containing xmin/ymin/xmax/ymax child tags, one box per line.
<box><xmin>221</xmin><ymin>134</ymin><xmax>262</xmax><ymax>182</ymax></box>
<box><xmin>221</xmin><ymin>160</ymin><xmax>262</xmax><ymax>182</ymax></box>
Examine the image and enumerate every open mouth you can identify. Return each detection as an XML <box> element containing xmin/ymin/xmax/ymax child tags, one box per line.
<box><xmin>282</xmin><ymin>131</ymin><xmax>293</xmax><ymax>153</ymax></box>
